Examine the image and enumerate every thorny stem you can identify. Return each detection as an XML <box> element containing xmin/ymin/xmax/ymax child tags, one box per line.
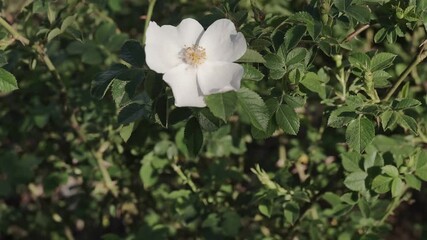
<box><xmin>383</xmin><ymin>40</ymin><xmax>427</xmax><ymax>101</ymax></box>
<box><xmin>143</xmin><ymin>0</ymin><xmax>157</xmax><ymax>44</ymax></box>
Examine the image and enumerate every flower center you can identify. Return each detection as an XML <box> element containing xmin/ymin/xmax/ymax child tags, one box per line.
<box><xmin>182</xmin><ymin>45</ymin><xmax>206</xmax><ymax>66</ymax></box>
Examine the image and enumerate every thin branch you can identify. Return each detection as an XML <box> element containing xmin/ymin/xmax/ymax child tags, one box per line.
<box><xmin>383</xmin><ymin>41</ymin><xmax>427</xmax><ymax>101</ymax></box>
<box><xmin>93</xmin><ymin>142</ymin><xmax>119</xmax><ymax>197</ymax></box>
<box><xmin>0</xmin><ymin>17</ymin><xmax>64</xmax><ymax>85</ymax></box>
<box><xmin>172</xmin><ymin>162</ymin><xmax>208</xmax><ymax>205</ymax></box>
<box><xmin>0</xmin><ymin>17</ymin><xmax>30</xmax><ymax>45</ymax></box>
<box><xmin>342</xmin><ymin>24</ymin><xmax>370</xmax><ymax>43</ymax></box>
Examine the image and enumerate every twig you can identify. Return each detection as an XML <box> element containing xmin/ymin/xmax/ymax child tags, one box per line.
<box><xmin>383</xmin><ymin>41</ymin><xmax>427</xmax><ymax>101</ymax></box>
<box><xmin>0</xmin><ymin>17</ymin><xmax>65</xmax><ymax>90</ymax></box>
<box><xmin>93</xmin><ymin>142</ymin><xmax>119</xmax><ymax>197</ymax></box>
<box><xmin>172</xmin><ymin>162</ymin><xmax>208</xmax><ymax>205</ymax></box>
<box><xmin>0</xmin><ymin>17</ymin><xmax>30</xmax><ymax>45</ymax></box>
<box><xmin>342</xmin><ymin>24</ymin><xmax>370</xmax><ymax>43</ymax></box>
<box><xmin>378</xmin><ymin>187</ymin><xmax>409</xmax><ymax>225</ymax></box>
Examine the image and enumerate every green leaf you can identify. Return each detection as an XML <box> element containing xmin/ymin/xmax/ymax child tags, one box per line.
<box><xmin>372</xmin><ymin>175</ymin><xmax>393</xmax><ymax>193</ymax></box>
<box><xmin>370</xmin><ymin>53</ymin><xmax>396</xmax><ymax>71</ymax></box>
<box><xmin>275</xmin><ymin>105</ymin><xmax>300</xmax><ymax>135</ymax></box>
<box><xmin>197</xmin><ymin>109</ymin><xmax>223</xmax><ymax>132</ymax></box>
<box><xmin>119</xmin><ymin>123</ymin><xmax>135</xmax><ymax>142</ymax></box>
<box><xmin>47</xmin><ymin>2</ymin><xmax>57</xmax><ymax>24</ymax></box>
<box><xmin>237</xmin><ymin>88</ymin><xmax>269</xmax><ymax>131</ymax></box>
<box><xmin>47</xmin><ymin>28</ymin><xmax>62</xmax><ymax>42</ymax></box>
<box><xmin>67</xmin><ymin>41</ymin><xmax>86</xmax><ymax>55</ymax></box>
<box><xmin>0</xmin><ymin>52</ymin><xmax>7</xmax><ymax>68</ymax></box>
<box><xmin>118</xmin><ymin>102</ymin><xmax>151</xmax><ymax>125</ymax></box>
<box><xmin>349</xmin><ymin>52</ymin><xmax>370</xmax><ymax>70</ymax></box>
<box><xmin>283</xmin><ymin>25</ymin><xmax>306</xmax><ymax>50</ymax></box>
<box><xmin>344</xmin><ymin>172</ymin><xmax>367</xmax><ymax>192</ymax></box>
<box><xmin>82</xmin><ymin>47</ymin><xmax>103</xmax><ymax>65</ymax></box>
<box><xmin>398</xmin><ymin>82</ymin><xmax>410</xmax><ymax>99</ymax></box>
<box><xmin>202</xmin><ymin>213</ymin><xmax>220</xmax><ymax>230</ymax></box>
<box><xmin>61</xmin><ymin>16</ymin><xmax>76</xmax><ymax>31</ymax></box>
<box><xmin>106</xmin><ymin>34</ymin><xmax>128</xmax><ymax>52</ymax></box>
<box><xmin>95</xmin><ymin>22</ymin><xmax>116</xmax><ymax>44</ymax></box>
<box><xmin>300</xmin><ymin>72</ymin><xmax>326</xmax><ymax>99</ymax></box>
<box><xmin>284</xmin><ymin>202</ymin><xmax>300</xmax><ymax>225</ymax></box>
<box><xmin>184</xmin><ymin>118</ymin><xmax>204</xmax><ymax>156</ymax></box>
<box><xmin>221</xmin><ymin>211</ymin><xmax>241</xmax><ymax>237</ymax></box>
<box><xmin>374</xmin><ymin>28</ymin><xmax>387</xmax><ymax>43</ymax></box>
<box><xmin>380</xmin><ymin>110</ymin><xmax>398</xmax><ymax>131</ymax></box>
<box><xmin>397</xmin><ymin>114</ymin><xmax>418</xmax><ymax>134</ymax></box>
<box><xmin>258</xmin><ymin>204</ymin><xmax>271</xmax><ymax>218</ymax></box>
<box><xmin>91</xmin><ymin>64</ymin><xmax>127</xmax><ymax>99</ymax></box>
<box><xmin>111</xmin><ymin>70</ymin><xmax>144</xmax><ymax>107</ymax></box>
<box><xmin>264</xmin><ymin>54</ymin><xmax>285</xmax><ymax>69</ymax></box>
<box><xmin>0</xmin><ymin>68</ymin><xmax>18</xmax><ymax>93</ymax></box>
<box><xmin>283</xmin><ymin>95</ymin><xmax>306</xmax><ymax>108</ymax></box>
<box><xmin>139</xmin><ymin>152</ymin><xmax>160</xmax><ymax>189</ymax></box>
<box><xmin>237</xmin><ymin>49</ymin><xmax>265</xmax><ymax>63</ymax></box>
<box><xmin>205</xmin><ymin>91</ymin><xmax>237</xmax><ymax>122</ymax></box>
<box><xmin>346</xmin><ymin>5</ymin><xmax>371</xmax><ymax>23</ymax></box>
<box><xmin>341</xmin><ymin>151</ymin><xmax>362</xmax><ymax>172</ymax></box>
<box><xmin>391</xmin><ymin>178</ymin><xmax>404</xmax><ymax>197</ymax></box>
<box><xmin>373</xmin><ymin>70</ymin><xmax>391</xmax><ymax>88</ymax></box>
<box><xmin>392</xmin><ymin>98</ymin><xmax>421</xmax><ymax>110</ymax></box>
<box><xmin>405</xmin><ymin>174</ymin><xmax>421</xmax><ymax>190</ymax></box>
<box><xmin>119</xmin><ymin>40</ymin><xmax>145</xmax><ymax>67</ymax></box>
<box><xmin>269</xmin><ymin>68</ymin><xmax>286</xmax><ymax>79</ymax></box>
<box><xmin>169</xmin><ymin>108</ymin><xmax>192</xmax><ymax>125</ymax></box>
<box><xmin>345</xmin><ymin>117</ymin><xmax>375</xmax><ymax>153</ymax></box>
<box><xmin>415</xmin><ymin>150</ymin><xmax>427</xmax><ymax>181</ymax></box>
<box><xmin>242</xmin><ymin>64</ymin><xmax>264</xmax><ymax>81</ymax></box>
<box><xmin>328</xmin><ymin>106</ymin><xmax>358</xmax><ymax>128</ymax></box>
<box><xmin>322</xmin><ymin>192</ymin><xmax>342</xmax><ymax>206</ymax></box>
<box><xmin>382</xmin><ymin>165</ymin><xmax>399</xmax><ymax>178</ymax></box>
<box><xmin>334</xmin><ymin>0</ymin><xmax>351</xmax><ymax>11</ymax></box>
<box><xmin>285</xmin><ymin>48</ymin><xmax>307</xmax><ymax>66</ymax></box>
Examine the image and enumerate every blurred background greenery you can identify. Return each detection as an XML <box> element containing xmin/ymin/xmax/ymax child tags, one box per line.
<box><xmin>0</xmin><ymin>0</ymin><xmax>427</xmax><ymax>239</ymax></box>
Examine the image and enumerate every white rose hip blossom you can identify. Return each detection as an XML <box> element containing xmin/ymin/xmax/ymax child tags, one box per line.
<box><xmin>145</xmin><ymin>18</ymin><xmax>247</xmax><ymax>107</ymax></box>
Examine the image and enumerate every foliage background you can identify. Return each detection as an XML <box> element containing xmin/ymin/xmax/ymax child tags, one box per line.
<box><xmin>0</xmin><ymin>0</ymin><xmax>427</xmax><ymax>239</ymax></box>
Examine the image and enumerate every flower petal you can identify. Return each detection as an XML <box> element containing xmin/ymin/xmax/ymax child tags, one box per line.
<box><xmin>145</xmin><ymin>22</ymin><xmax>182</xmax><ymax>73</ymax></box>
<box><xmin>163</xmin><ymin>64</ymin><xmax>206</xmax><ymax>107</ymax></box>
<box><xmin>198</xmin><ymin>19</ymin><xmax>247</xmax><ymax>62</ymax></box>
<box><xmin>197</xmin><ymin>62</ymin><xmax>243</xmax><ymax>95</ymax></box>
<box><xmin>145</xmin><ymin>19</ymin><xmax>204</xmax><ymax>74</ymax></box>
<box><xmin>177</xmin><ymin>18</ymin><xmax>204</xmax><ymax>47</ymax></box>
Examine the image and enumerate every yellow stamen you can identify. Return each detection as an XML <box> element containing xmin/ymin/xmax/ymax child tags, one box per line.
<box><xmin>182</xmin><ymin>45</ymin><xmax>206</xmax><ymax>66</ymax></box>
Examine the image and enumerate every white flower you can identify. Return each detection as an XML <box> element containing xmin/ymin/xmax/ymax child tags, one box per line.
<box><xmin>145</xmin><ymin>18</ymin><xmax>247</xmax><ymax>107</ymax></box>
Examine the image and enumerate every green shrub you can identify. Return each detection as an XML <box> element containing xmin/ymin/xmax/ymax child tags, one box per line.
<box><xmin>1</xmin><ymin>0</ymin><xmax>427</xmax><ymax>239</ymax></box>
